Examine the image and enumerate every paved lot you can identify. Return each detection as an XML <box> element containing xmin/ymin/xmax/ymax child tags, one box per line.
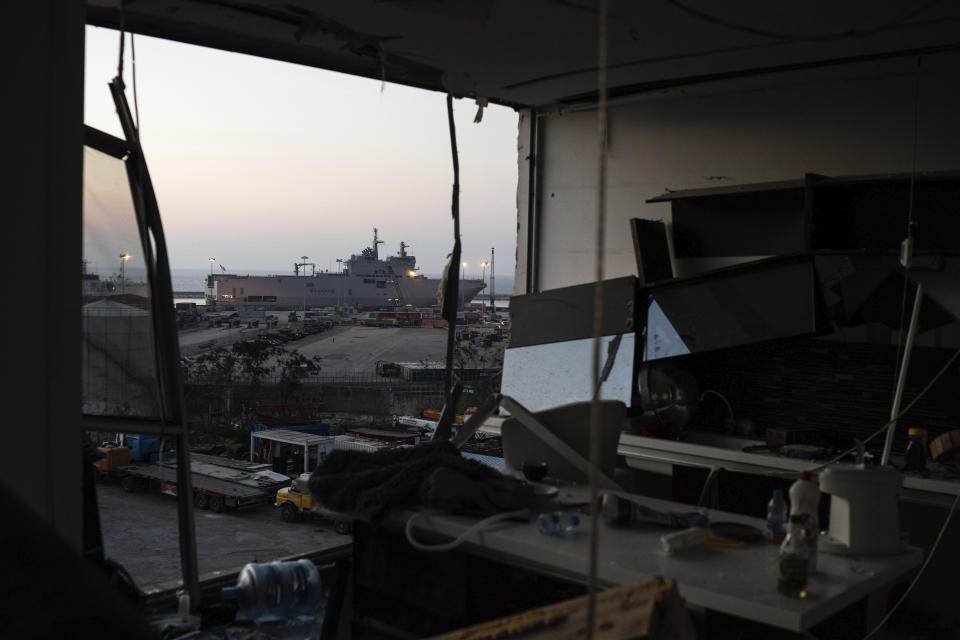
<box><xmin>178</xmin><ymin>322</ymin><xmax>279</xmax><ymax>356</ymax></box>
<box><xmin>179</xmin><ymin>321</ymin><xmax>448</xmax><ymax>367</ymax></box>
<box><xmin>180</xmin><ymin>322</ymin><xmax>504</xmax><ymax>381</ymax></box>
<box><xmin>293</xmin><ymin>325</ymin><xmax>447</xmax><ymax>373</ymax></box>
<box><xmin>97</xmin><ymin>482</ymin><xmax>350</xmax><ymax>593</ymax></box>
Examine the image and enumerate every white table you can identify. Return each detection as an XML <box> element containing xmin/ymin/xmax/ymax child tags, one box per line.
<box><xmin>393</xmin><ymin>488</ymin><xmax>922</xmax><ymax>634</ymax></box>
<box><xmin>478</xmin><ymin>420</ymin><xmax>960</xmax><ymax>499</ymax></box>
<box><xmin>617</xmin><ymin>432</ymin><xmax>960</xmax><ymax>499</ymax></box>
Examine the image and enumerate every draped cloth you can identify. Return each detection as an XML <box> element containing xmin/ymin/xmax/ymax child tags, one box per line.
<box><xmin>308</xmin><ymin>440</ymin><xmax>547</xmax><ymax>522</ymax></box>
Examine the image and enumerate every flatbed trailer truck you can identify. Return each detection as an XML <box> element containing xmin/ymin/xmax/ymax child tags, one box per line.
<box><xmin>116</xmin><ymin>453</ymin><xmax>289</xmax><ymax>513</ymax></box>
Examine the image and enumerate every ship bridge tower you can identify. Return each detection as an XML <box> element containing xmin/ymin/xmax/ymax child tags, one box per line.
<box><xmin>372</xmin><ymin>227</ymin><xmax>384</xmax><ymax>260</ymax></box>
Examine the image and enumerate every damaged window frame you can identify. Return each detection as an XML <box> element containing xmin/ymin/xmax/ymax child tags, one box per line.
<box><xmin>82</xmin><ymin>78</ymin><xmax>352</xmax><ymax>613</ymax></box>
<box><xmin>81</xmin><ymin>77</ymin><xmax>201</xmax><ymax>605</ymax></box>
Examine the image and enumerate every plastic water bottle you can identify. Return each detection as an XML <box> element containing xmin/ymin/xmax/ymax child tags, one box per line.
<box><xmin>538</xmin><ymin>512</ymin><xmax>580</xmax><ymax>535</ymax></box>
<box><xmin>789</xmin><ymin>471</ymin><xmax>820</xmax><ymax>572</ymax></box>
<box><xmin>777</xmin><ymin>515</ymin><xmax>809</xmax><ymax>598</ymax></box>
<box><xmin>221</xmin><ymin>559</ymin><xmax>325</xmax><ymax>623</ymax></box>
<box><xmin>766</xmin><ymin>489</ymin><xmax>789</xmax><ymax>543</ymax></box>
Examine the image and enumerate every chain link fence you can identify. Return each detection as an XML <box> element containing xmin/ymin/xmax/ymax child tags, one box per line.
<box><xmin>184</xmin><ymin>369</ymin><xmax>498</xmax><ymax>391</ymax></box>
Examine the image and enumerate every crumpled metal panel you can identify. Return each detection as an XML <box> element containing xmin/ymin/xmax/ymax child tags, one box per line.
<box><xmin>500</xmin><ymin>333</ymin><xmax>634</xmax><ymax>413</ymax></box>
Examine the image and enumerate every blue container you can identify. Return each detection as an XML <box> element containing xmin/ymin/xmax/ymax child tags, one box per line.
<box><xmin>125</xmin><ymin>434</ymin><xmax>161</xmax><ymax>462</ymax></box>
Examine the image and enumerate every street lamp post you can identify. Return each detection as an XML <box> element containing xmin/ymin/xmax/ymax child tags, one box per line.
<box><xmin>301</xmin><ymin>255</ymin><xmax>309</xmax><ymax>315</ymax></box>
<box><xmin>336</xmin><ymin>258</ymin><xmax>343</xmax><ymax>307</ymax></box>
<box><xmin>480</xmin><ymin>261</ymin><xmax>488</xmax><ymax>319</ymax></box>
<box><xmin>120</xmin><ymin>252</ymin><xmax>132</xmax><ymax>295</ymax></box>
<box><xmin>490</xmin><ymin>247</ymin><xmax>495</xmax><ymax>321</ymax></box>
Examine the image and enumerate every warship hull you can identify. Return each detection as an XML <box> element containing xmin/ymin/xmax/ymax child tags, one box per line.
<box><xmin>205</xmin><ymin>272</ymin><xmax>484</xmax><ymax>308</ymax></box>
<box><xmin>206</xmin><ymin>229</ymin><xmax>487</xmax><ymax>308</ymax></box>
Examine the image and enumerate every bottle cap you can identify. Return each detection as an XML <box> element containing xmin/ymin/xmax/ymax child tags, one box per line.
<box><xmin>799</xmin><ymin>471</ymin><xmax>812</xmax><ymax>481</ymax></box>
<box><xmin>907</xmin><ymin>428</ymin><xmax>928</xmax><ymax>439</ymax></box>
<box><xmin>773</xmin><ymin>489</ymin><xmax>785</xmax><ymax>498</ymax></box>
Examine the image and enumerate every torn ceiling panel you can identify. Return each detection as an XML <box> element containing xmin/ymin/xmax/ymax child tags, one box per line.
<box><xmin>85</xmin><ymin>0</ymin><xmax>960</xmax><ymax>108</ymax></box>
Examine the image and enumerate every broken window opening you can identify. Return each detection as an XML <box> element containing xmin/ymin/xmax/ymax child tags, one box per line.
<box><xmin>82</xmin><ymin>74</ymin><xmax>199</xmax><ymax>605</ymax></box>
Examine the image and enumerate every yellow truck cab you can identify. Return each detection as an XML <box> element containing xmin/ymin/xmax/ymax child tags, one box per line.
<box><xmin>275</xmin><ymin>472</ymin><xmax>353</xmax><ymax>534</ymax></box>
<box><xmin>275</xmin><ymin>473</ymin><xmax>312</xmax><ymax>522</ymax></box>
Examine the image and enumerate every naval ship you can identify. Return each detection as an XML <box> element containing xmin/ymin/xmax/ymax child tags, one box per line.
<box><xmin>204</xmin><ymin>229</ymin><xmax>485</xmax><ymax>309</ymax></box>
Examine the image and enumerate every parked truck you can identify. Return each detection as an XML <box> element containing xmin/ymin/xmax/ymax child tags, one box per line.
<box><xmin>275</xmin><ymin>473</ymin><xmax>313</xmax><ymax>522</ymax></box>
<box><xmin>95</xmin><ymin>435</ymin><xmax>289</xmax><ymax>513</ymax></box>
<box><xmin>117</xmin><ymin>453</ymin><xmax>290</xmax><ymax>513</ymax></box>
<box><xmin>375</xmin><ymin>360</ymin><xmax>401</xmax><ymax>376</ymax></box>
<box><xmin>274</xmin><ymin>473</ymin><xmax>352</xmax><ymax>533</ymax></box>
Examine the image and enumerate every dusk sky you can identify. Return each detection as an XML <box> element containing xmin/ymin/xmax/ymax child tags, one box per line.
<box><xmin>83</xmin><ymin>26</ymin><xmax>519</xmax><ymax>279</ymax></box>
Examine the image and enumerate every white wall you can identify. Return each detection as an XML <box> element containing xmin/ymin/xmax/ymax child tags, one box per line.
<box><xmin>521</xmin><ymin>53</ymin><xmax>960</xmax><ymax>292</ymax></box>
<box><xmin>514</xmin><ymin>111</ymin><xmax>534</xmax><ymax>294</ymax></box>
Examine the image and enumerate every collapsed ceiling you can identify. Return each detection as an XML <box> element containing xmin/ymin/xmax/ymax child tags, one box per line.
<box><xmin>86</xmin><ymin>0</ymin><xmax>960</xmax><ymax>108</ymax></box>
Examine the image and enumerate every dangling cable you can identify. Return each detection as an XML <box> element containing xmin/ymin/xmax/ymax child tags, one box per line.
<box><xmin>116</xmin><ymin>14</ymin><xmax>125</xmax><ymax>83</ymax></box>
<box><xmin>907</xmin><ymin>56</ymin><xmax>922</xmax><ymax>231</ymax></box>
<box><xmin>892</xmin><ymin>55</ymin><xmax>923</xmax><ymax>401</ymax></box>
<box><xmin>773</xmin><ymin>345</ymin><xmax>960</xmax><ymax>477</ymax></box>
<box><xmin>432</xmin><ymin>95</ymin><xmax>463</xmax><ymax>442</ymax></box>
<box><xmin>131</xmin><ymin>34</ymin><xmax>140</xmax><ymax>131</ymax></box>
<box><xmin>405</xmin><ymin>509</ymin><xmax>530</xmax><ymax>553</ymax></box>
<box><xmin>587</xmin><ymin>1</ymin><xmax>609</xmax><ymax>637</ymax></box>
<box><xmin>862</xmin><ymin>489</ymin><xmax>959</xmax><ymax>640</ymax></box>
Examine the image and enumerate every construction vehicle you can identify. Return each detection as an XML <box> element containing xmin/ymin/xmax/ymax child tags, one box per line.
<box><xmin>92</xmin><ymin>444</ymin><xmax>132</xmax><ymax>479</ymax></box>
<box><xmin>175</xmin><ymin>302</ymin><xmax>200</xmax><ymax>327</ymax></box>
<box><xmin>275</xmin><ymin>473</ymin><xmax>313</xmax><ymax>522</ymax></box>
<box><xmin>274</xmin><ymin>473</ymin><xmax>352</xmax><ymax>533</ymax></box>
<box><xmin>375</xmin><ymin>360</ymin><xmax>401</xmax><ymax>376</ymax></box>
<box><xmin>92</xmin><ymin>434</ymin><xmax>159</xmax><ymax>479</ymax></box>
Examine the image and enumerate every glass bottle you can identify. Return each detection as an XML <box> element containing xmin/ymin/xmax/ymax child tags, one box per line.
<box><xmin>777</xmin><ymin>515</ymin><xmax>809</xmax><ymax>598</ymax></box>
<box><xmin>904</xmin><ymin>428</ymin><xmax>928</xmax><ymax>473</ymax></box>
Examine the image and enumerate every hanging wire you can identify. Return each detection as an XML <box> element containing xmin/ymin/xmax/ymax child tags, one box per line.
<box><xmin>664</xmin><ymin>0</ymin><xmax>946</xmax><ymax>43</ymax></box>
<box><xmin>131</xmin><ymin>33</ymin><xmax>140</xmax><ymax>131</ymax></box>
<box><xmin>894</xmin><ymin>56</ymin><xmax>923</xmax><ymax>365</ymax></box>
<box><xmin>432</xmin><ymin>94</ymin><xmax>463</xmax><ymax>442</ymax></box>
<box><xmin>775</xmin><ymin>345</ymin><xmax>960</xmax><ymax>477</ymax></box>
<box><xmin>907</xmin><ymin>56</ymin><xmax>922</xmax><ymax>231</ymax></box>
<box><xmin>757</xmin><ymin>348</ymin><xmax>960</xmax><ymax>637</ymax></box>
<box><xmin>116</xmin><ymin>14</ymin><xmax>125</xmax><ymax>82</ymax></box>
<box><xmin>862</xmin><ymin>489</ymin><xmax>959</xmax><ymax>640</ymax></box>
<box><xmin>586</xmin><ymin>0</ymin><xmax>609</xmax><ymax>636</ymax></box>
